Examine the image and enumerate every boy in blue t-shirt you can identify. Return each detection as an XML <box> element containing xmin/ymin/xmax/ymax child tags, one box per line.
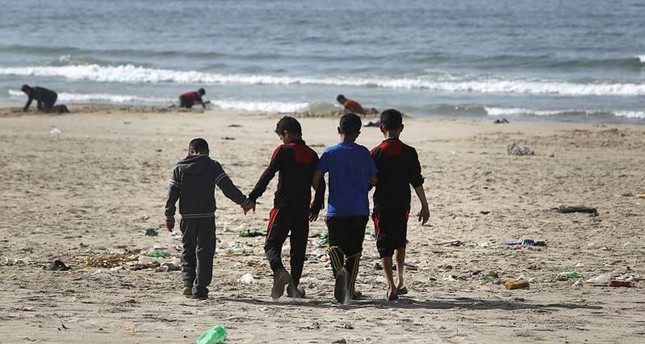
<box><xmin>312</xmin><ymin>113</ymin><xmax>378</xmax><ymax>304</ymax></box>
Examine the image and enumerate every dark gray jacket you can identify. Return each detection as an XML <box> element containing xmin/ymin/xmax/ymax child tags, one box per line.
<box><xmin>165</xmin><ymin>155</ymin><xmax>249</xmax><ymax>220</ymax></box>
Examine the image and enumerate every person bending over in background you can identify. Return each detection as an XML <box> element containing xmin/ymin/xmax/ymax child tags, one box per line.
<box><xmin>179</xmin><ymin>88</ymin><xmax>207</xmax><ymax>109</ymax></box>
<box><xmin>336</xmin><ymin>94</ymin><xmax>366</xmax><ymax>115</ymax></box>
<box><xmin>21</xmin><ymin>85</ymin><xmax>69</xmax><ymax>113</ymax></box>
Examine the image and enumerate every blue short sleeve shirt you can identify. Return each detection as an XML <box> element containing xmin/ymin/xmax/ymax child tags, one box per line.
<box><xmin>317</xmin><ymin>142</ymin><xmax>378</xmax><ymax>217</ymax></box>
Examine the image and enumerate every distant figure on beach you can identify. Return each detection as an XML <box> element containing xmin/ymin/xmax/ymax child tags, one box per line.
<box><xmin>336</xmin><ymin>94</ymin><xmax>366</xmax><ymax>115</ymax></box>
<box><xmin>247</xmin><ymin>116</ymin><xmax>326</xmax><ymax>300</ymax></box>
<box><xmin>312</xmin><ymin>113</ymin><xmax>378</xmax><ymax>304</ymax></box>
<box><xmin>21</xmin><ymin>85</ymin><xmax>69</xmax><ymax>113</ymax></box>
<box><xmin>370</xmin><ymin>109</ymin><xmax>429</xmax><ymax>301</ymax></box>
<box><xmin>164</xmin><ymin>138</ymin><xmax>253</xmax><ymax>300</ymax></box>
<box><xmin>179</xmin><ymin>88</ymin><xmax>207</xmax><ymax>109</ymax></box>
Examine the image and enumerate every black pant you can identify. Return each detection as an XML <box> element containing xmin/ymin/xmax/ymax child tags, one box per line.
<box><xmin>180</xmin><ymin>217</ymin><xmax>216</xmax><ymax>294</ymax></box>
<box><xmin>326</xmin><ymin>216</ymin><xmax>368</xmax><ymax>258</ymax></box>
<box><xmin>264</xmin><ymin>208</ymin><xmax>309</xmax><ymax>287</ymax></box>
<box><xmin>326</xmin><ymin>216</ymin><xmax>368</xmax><ymax>296</ymax></box>
<box><xmin>179</xmin><ymin>95</ymin><xmax>194</xmax><ymax>108</ymax></box>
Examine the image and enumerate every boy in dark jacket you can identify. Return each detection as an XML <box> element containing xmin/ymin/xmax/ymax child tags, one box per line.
<box><xmin>165</xmin><ymin>138</ymin><xmax>253</xmax><ymax>300</ymax></box>
<box><xmin>248</xmin><ymin>116</ymin><xmax>326</xmax><ymax>299</ymax></box>
<box><xmin>21</xmin><ymin>84</ymin><xmax>69</xmax><ymax>113</ymax></box>
<box><xmin>370</xmin><ymin>109</ymin><xmax>429</xmax><ymax>301</ymax></box>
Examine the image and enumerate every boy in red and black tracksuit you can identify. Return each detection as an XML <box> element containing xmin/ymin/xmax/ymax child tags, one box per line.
<box><xmin>248</xmin><ymin>116</ymin><xmax>326</xmax><ymax>299</ymax></box>
<box><xmin>179</xmin><ymin>88</ymin><xmax>206</xmax><ymax>109</ymax></box>
<box><xmin>370</xmin><ymin>109</ymin><xmax>430</xmax><ymax>301</ymax></box>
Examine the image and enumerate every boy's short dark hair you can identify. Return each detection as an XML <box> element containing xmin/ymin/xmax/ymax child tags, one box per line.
<box><xmin>339</xmin><ymin>113</ymin><xmax>362</xmax><ymax>135</ymax></box>
<box><xmin>336</xmin><ymin>94</ymin><xmax>346</xmax><ymax>102</ymax></box>
<box><xmin>189</xmin><ymin>138</ymin><xmax>209</xmax><ymax>154</ymax></box>
<box><xmin>275</xmin><ymin>116</ymin><xmax>302</xmax><ymax>136</ymax></box>
<box><xmin>198</xmin><ymin>88</ymin><xmax>205</xmax><ymax>95</ymax></box>
<box><xmin>380</xmin><ymin>109</ymin><xmax>403</xmax><ymax>130</ymax></box>
<box><xmin>21</xmin><ymin>84</ymin><xmax>31</xmax><ymax>92</ymax></box>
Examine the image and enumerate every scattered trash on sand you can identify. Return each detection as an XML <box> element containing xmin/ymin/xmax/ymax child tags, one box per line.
<box><xmin>43</xmin><ymin>259</ymin><xmax>71</xmax><ymax>271</ymax></box>
<box><xmin>238</xmin><ymin>273</ymin><xmax>255</xmax><ymax>284</ymax></box>
<box><xmin>504</xmin><ymin>279</ymin><xmax>530</xmax><ymax>289</ymax></box>
<box><xmin>196</xmin><ymin>325</ymin><xmax>227</xmax><ymax>344</ymax></box>
<box><xmin>239</xmin><ymin>229</ymin><xmax>264</xmax><ymax>238</ymax></box>
<box><xmin>507</xmin><ymin>143</ymin><xmax>535</xmax><ymax>156</ymax></box>
<box><xmin>550</xmin><ymin>205</ymin><xmax>598</xmax><ymax>215</ymax></box>
<box><xmin>435</xmin><ymin>240</ymin><xmax>464</xmax><ymax>247</ymax></box>
<box><xmin>558</xmin><ymin>271</ymin><xmax>580</xmax><ymax>280</ymax></box>
<box><xmin>145</xmin><ymin>228</ymin><xmax>158</xmax><ymax>237</ymax></box>
<box><xmin>504</xmin><ymin>238</ymin><xmax>547</xmax><ymax>247</ymax></box>
<box><xmin>225</xmin><ymin>242</ymin><xmax>246</xmax><ymax>255</ymax></box>
<box><xmin>608</xmin><ymin>280</ymin><xmax>633</xmax><ymax>288</ymax></box>
<box><xmin>494</xmin><ymin>118</ymin><xmax>509</xmax><ymax>124</ymax></box>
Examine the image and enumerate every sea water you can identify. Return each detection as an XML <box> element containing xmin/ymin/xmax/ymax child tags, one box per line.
<box><xmin>1</xmin><ymin>0</ymin><xmax>644</xmax><ymax>122</ymax></box>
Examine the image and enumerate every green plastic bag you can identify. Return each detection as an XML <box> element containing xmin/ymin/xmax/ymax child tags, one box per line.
<box><xmin>196</xmin><ymin>325</ymin><xmax>227</xmax><ymax>344</ymax></box>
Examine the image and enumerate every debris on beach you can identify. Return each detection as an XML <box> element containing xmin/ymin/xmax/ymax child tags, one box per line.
<box><xmin>507</xmin><ymin>142</ymin><xmax>535</xmax><ymax>156</ymax></box>
<box><xmin>505</xmin><ymin>238</ymin><xmax>547</xmax><ymax>247</ymax></box>
<box><xmin>494</xmin><ymin>118</ymin><xmax>509</xmax><ymax>124</ymax></box>
<box><xmin>144</xmin><ymin>228</ymin><xmax>158</xmax><ymax>237</ymax></box>
<box><xmin>550</xmin><ymin>205</ymin><xmax>598</xmax><ymax>215</ymax></box>
<box><xmin>504</xmin><ymin>279</ymin><xmax>530</xmax><ymax>289</ymax></box>
<box><xmin>435</xmin><ymin>240</ymin><xmax>464</xmax><ymax>247</ymax></box>
<box><xmin>239</xmin><ymin>229</ymin><xmax>264</xmax><ymax>237</ymax></box>
<box><xmin>558</xmin><ymin>271</ymin><xmax>580</xmax><ymax>280</ymax></box>
<box><xmin>43</xmin><ymin>259</ymin><xmax>71</xmax><ymax>271</ymax></box>
<box><xmin>238</xmin><ymin>273</ymin><xmax>255</xmax><ymax>284</ymax></box>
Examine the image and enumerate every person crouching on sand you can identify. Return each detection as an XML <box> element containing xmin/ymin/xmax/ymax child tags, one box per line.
<box><xmin>179</xmin><ymin>88</ymin><xmax>207</xmax><ymax>109</ymax></box>
<box><xmin>336</xmin><ymin>94</ymin><xmax>366</xmax><ymax>115</ymax></box>
<box><xmin>21</xmin><ymin>85</ymin><xmax>69</xmax><ymax>114</ymax></box>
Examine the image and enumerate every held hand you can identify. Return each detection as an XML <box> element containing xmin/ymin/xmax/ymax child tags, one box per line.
<box><xmin>242</xmin><ymin>201</ymin><xmax>256</xmax><ymax>214</ymax></box>
<box><xmin>417</xmin><ymin>206</ymin><xmax>430</xmax><ymax>225</ymax></box>
<box><xmin>309</xmin><ymin>209</ymin><xmax>319</xmax><ymax>222</ymax></box>
<box><xmin>166</xmin><ymin>219</ymin><xmax>175</xmax><ymax>232</ymax></box>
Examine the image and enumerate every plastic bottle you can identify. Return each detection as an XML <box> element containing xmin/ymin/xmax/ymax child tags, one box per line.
<box><xmin>196</xmin><ymin>325</ymin><xmax>227</xmax><ymax>344</ymax></box>
<box><xmin>558</xmin><ymin>271</ymin><xmax>579</xmax><ymax>280</ymax></box>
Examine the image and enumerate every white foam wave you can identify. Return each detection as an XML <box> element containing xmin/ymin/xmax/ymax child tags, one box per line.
<box><xmin>638</xmin><ymin>55</ymin><xmax>645</xmax><ymax>64</ymax></box>
<box><xmin>8</xmin><ymin>89</ymin><xmax>308</xmax><ymax>112</ymax></box>
<box><xmin>212</xmin><ymin>100</ymin><xmax>309</xmax><ymax>113</ymax></box>
<box><xmin>614</xmin><ymin>110</ymin><xmax>645</xmax><ymax>119</ymax></box>
<box><xmin>9</xmin><ymin>90</ymin><xmax>169</xmax><ymax>103</ymax></box>
<box><xmin>2</xmin><ymin>64</ymin><xmax>645</xmax><ymax>96</ymax></box>
<box><xmin>484</xmin><ymin>107</ymin><xmax>563</xmax><ymax>117</ymax></box>
<box><xmin>485</xmin><ymin>106</ymin><xmax>645</xmax><ymax>119</ymax></box>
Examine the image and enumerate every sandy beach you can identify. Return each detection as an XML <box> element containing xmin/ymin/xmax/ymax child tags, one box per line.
<box><xmin>0</xmin><ymin>106</ymin><xmax>643</xmax><ymax>344</ymax></box>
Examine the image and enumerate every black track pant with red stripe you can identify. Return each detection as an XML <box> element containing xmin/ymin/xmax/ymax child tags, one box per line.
<box><xmin>264</xmin><ymin>208</ymin><xmax>310</xmax><ymax>287</ymax></box>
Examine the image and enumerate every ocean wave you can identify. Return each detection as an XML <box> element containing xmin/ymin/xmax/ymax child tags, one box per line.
<box><xmin>8</xmin><ymin>90</ymin><xmax>170</xmax><ymax>103</ymax></box>
<box><xmin>2</xmin><ymin>64</ymin><xmax>645</xmax><ymax>96</ymax></box>
<box><xmin>211</xmin><ymin>100</ymin><xmax>309</xmax><ymax>113</ymax></box>
<box><xmin>7</xmin><ymin>89</ymin><xmax>309</xmax><ymax>112</ymax></box>
<box><xmin>484</xmin><ymin>107</ymin><xmax>645</xmax><ymax>119</ymax></box>
<box><xmin>50</xmin><ymin>55</ymin><xmax>112</xmax><ymax>67</ymax></box>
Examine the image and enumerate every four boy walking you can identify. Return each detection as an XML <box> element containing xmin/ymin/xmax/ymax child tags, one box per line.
<box><xmin>164</xmin><ymin>110</ymin><xmax>429</xmax><ymax>303</ymax></box>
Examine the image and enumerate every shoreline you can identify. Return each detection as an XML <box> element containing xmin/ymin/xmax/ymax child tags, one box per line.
<box><xmin>1</xmin><ymin>103</ymin><xmax>643</xmax><ymax>125</ymax></box>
